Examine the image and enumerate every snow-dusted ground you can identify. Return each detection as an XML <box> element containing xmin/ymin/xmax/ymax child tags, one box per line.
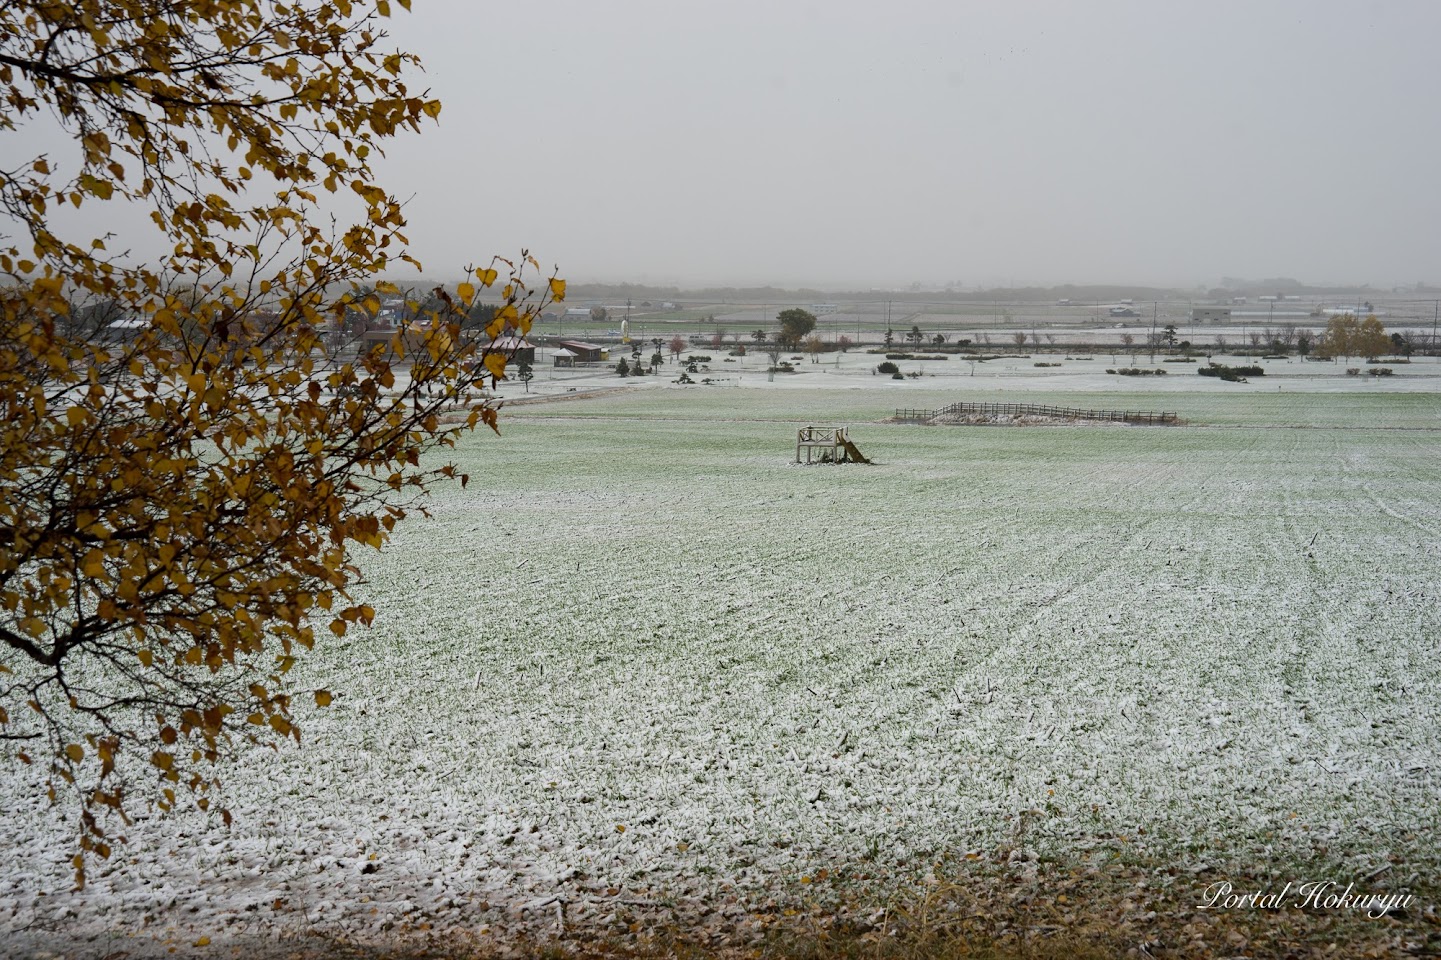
<box><xmin>506</xmin><ymin>349</ymin><xmax>1441</xmax><ymax>403</ymax></box>
<box><xmin>3</xmin><ymin>379</ymin><xmax>1440</xmax><ymax>957</ymax></box>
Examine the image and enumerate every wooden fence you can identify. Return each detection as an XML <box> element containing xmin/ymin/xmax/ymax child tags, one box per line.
<box><xmin>895</xmin><ymin>402</ymin><xmax>1176</xmax><ymax>426</ymax></box>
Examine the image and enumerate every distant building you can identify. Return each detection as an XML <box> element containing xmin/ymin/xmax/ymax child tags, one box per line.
<box><xmin>103</xmin><ymin>316</ymin><xmax>149</xmax><ymax>343</ymax></box>
<box><xmin>484</xmin><ymin>335</ymin><xmax>535</xmax><ymax>364</ymax></box>
<box><xmin>1193</xmin><ymin>307</ymin><xmax>1232</xmax><ymax>322</ymax></box>
<box><xmin>360</xmin><ymin>326</ymin><xmax>422</xmax><ymax>355</ymax></box>
<box><xmin>552</xmin><ymin>339</ymin><xmax>606</xmax><ymax>362</ymax></box>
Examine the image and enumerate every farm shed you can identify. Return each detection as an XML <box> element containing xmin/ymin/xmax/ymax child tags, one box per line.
<box><xmin>553</xmin><ymin>339</ymin><xmax>606</xmax><ymax>362</ymax></box>
<box><xmin>484</xmin><ymin>335</ymin><xmax>535</xmax><ymax>363</ymax></box>
<box><xmin>360</xmin><ymin>326</ymin><xmax>423</xmax><ymax>356</ymax></box>
<box><xmin>102</xmin><ymin>316</ymin><xmax>149</xmax><ymax>343</ymax></box>
<box><xmin>1192</xmin><ymin>307</ymin><xmax>1232</xmax><ymax>322</ymax></box>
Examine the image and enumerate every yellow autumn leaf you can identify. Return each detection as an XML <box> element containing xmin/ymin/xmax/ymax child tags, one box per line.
<box><xmin>457</xmin><ymin>281</ymin><xmax>475</xmax><ymax>305</ymax></box>
<box><xmin>65</xmin><ymin>744</ymin><xmax>84</xmax><ymax>763</ymax></box>
<box><xmin>314</xmin><ymin>690</ymin><xmax>333</xmax><ymax>707</ymax></box>
<box><xmin>482</xmin><ymin>352</ymin><xmax>507</xmax><ymax>379</ymax></box>
<box><xmin>476</xmin><ymin>268</ymin><xmax>498</xmax><ymax>287</ymax></box>
<box><xmin>549</xmin><ymin>277</ymin><xmax>566</xmax><ymax>301</ymax></box>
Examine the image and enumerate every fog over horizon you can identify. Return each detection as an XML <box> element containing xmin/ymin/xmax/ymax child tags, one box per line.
<box><xmin>369</xmin><ymin>1</ymin><xmax>1439</xmax><ymax>293</ymax></box>
<box><xmin>12</xmin><ymin>2</ymin><xmax>1438</xmax><ymax>294</ymax></box>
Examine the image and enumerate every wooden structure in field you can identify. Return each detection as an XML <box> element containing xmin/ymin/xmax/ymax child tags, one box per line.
<box><xmin>795</xmin><ymin>425</ymin><xmax>871</xmax><ymax>464</ymax></box>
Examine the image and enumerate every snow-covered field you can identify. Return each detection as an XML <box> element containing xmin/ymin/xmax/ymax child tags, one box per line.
<box><xmin>3</xmin><ymin>374</ymin><xmax>1440</xmax><ymax>957</ymax></box>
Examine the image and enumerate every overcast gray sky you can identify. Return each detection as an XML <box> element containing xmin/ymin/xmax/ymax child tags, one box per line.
<box><xmin>383</xmin><ymin>1</ymin><xmax>1438</xmax><ymax>289</ymax></box>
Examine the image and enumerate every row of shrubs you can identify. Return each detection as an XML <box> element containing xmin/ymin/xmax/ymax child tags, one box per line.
<box><xmin>1347</xmin><ymin>367</ymin><xmax>1395</xmax><ymax>376</ymax></box>
<box><xmin>884</xmin><ymin>353</ymin><xmax>948</xmax><ymax>361</ymax></box>
<box><xmin>1310</xmin><ymin>355</ymin><xmax>1409</xmax><ymax>363</ymax></box>
<box><xmin>864</xmin><ymin>342</ymin><xmax>973</xmax><ymax>355</ymax></box>
<box><xmin>1198</xmin><ymin>362</ymin><xmax>1264</xmax><ymax>382</ymax></box>
<box><xmin>1107</xmin><ymin>368</ymin><xmax>1170</xmax><ymax>376</ymax></box>
<box><xmin>1033</xmin><ymin>362</ymin><xmax>1061</xmax><ymax>367</ymax></box>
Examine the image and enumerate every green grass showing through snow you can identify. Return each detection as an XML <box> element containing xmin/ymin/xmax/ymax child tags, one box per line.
<box><xmin>297</xmin><ymin>397</ymin><xmax>1441</xmax><ymax>890</ymax></box>
<box><xmin>7</xmin><ymin>387</ymin><xmax>1435</xmax><ymax>950</ymax></box>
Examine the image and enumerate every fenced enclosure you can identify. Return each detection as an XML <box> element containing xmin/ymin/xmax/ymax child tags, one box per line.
<box><xmin>895</xmin><ymin>402</ymin><xmax>1177</xmax><ymax>425</ymax></box>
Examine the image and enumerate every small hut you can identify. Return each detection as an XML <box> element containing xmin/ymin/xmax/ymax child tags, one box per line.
<box><xmin>551</xmin><ymin>347</ymin><xmax>577</xmax><ymax>368</ymax></box>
